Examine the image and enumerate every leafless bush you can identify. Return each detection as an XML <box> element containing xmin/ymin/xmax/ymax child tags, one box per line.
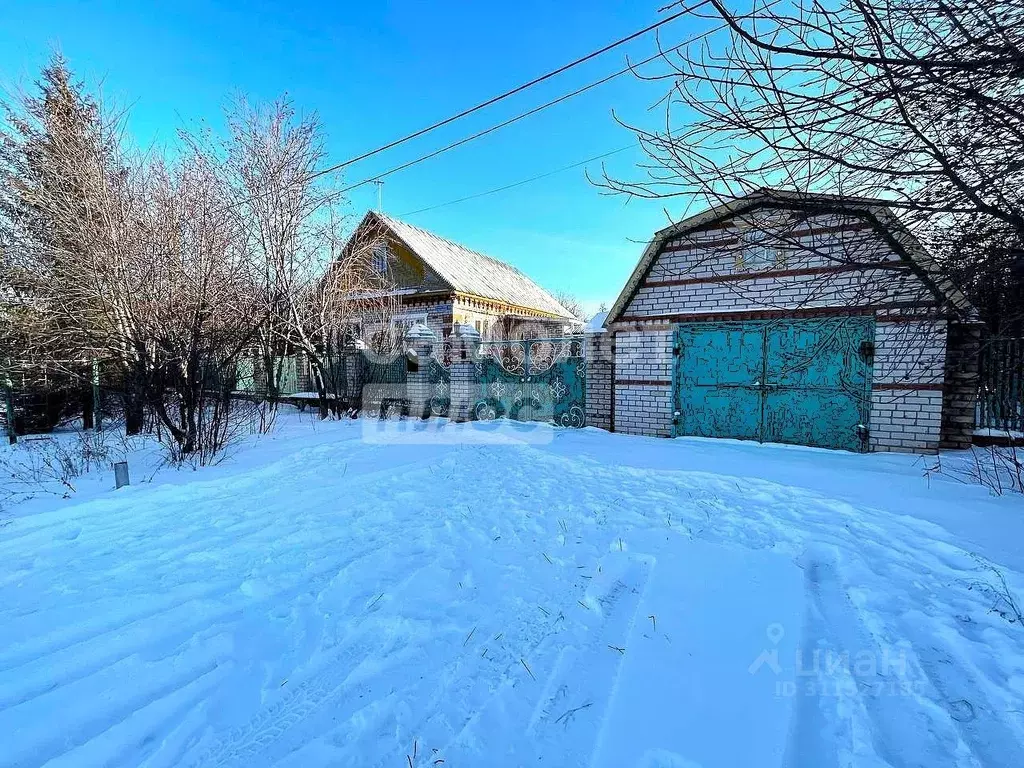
<box><xmin>0</xmin><ymin>428</ymin><xmax>128</xmax><ymax>500</ymax></box>
<box><xmin>926</xmin><ymin>441</ymin><xmax>1024</xmax><ymax>495</ymax></box>
<box><xmin>967</xmin><ymin>554</ymin><xmax>1024</xmax><ymax>625</ymax></box>
<box><xmin>156</xmin><ymin>395</ymin><xmax>272</xmax><ymax>467</ymax></box>
<box><xmin>219</xmin><ymin>98</ymin><xmax>397</xmax><ymax>420</ymax></box>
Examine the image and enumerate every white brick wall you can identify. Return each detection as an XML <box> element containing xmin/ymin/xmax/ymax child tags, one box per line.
<box><xmin>651</xmin><ymin>213</ymin><xmax>888</xmax><ymax>277</ymax></box>
<box><xmin>614</xmin><ymin>384</ymin><xmax>673</xmax><ymax>437</ymax></box>
<box><xmin>611</xmin><ymin>330</ymin><xmax>675</xmax><ymax>436</ymax></box>
<box><xmin>614</xmin><ymin>330</ymin><xmax>673</xmax><ymax>382</ymax></box>
<box><xmin>867</xmin><ymin>319</ymin><xmax>947</xmax><ymax>452</ymax></box>
<box><xmin>625</xmin><ymin>268</ymin><xmax>932</xmax><ymax>319</ymax></box>
<box><xmin>585</xmin><ymin>332</ymin><xmax>612</xmax><ymax>430</ymax></box>
<box><xmin>872</xmin><ymin>321</ymin><xmax>946</xmax><ymax>385</ymax></box>
<box><xmin>622</xmin><ymin>212</ymin><xmax>934</xmax><ymax>321</ymax></box>
<box><xmin>604</xmin><ymin>205</ymin><xmax>954</xmax><ymax>453</ymax></box>
<box><xmin>869</xmin><ymin>390</ymin><xmax>944</xmax><ymax>452</ymax></box>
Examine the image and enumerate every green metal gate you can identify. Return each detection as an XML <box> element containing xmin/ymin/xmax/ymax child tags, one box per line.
<box><xmin>429</xmin><ymin>344</ymin><xmax>451</xmax><ymax>417</ymax></box>
<box><xmin>475</xmin><ymin>337</ymin><xmax>586</xmax><ymax>426</ymax></box>
<box><xmin>673</xmin><ymin>317</ymin><xmax>874</xmax><ymax>451</ymax></box>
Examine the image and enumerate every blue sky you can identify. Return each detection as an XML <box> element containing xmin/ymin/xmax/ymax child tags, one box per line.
<box><xmin>0</xmin><ymin>0</ymin><xmax>714</xmax><ymax>313</ymax></box>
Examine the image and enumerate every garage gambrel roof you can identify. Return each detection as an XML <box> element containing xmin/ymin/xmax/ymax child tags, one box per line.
<box><xmin>606</xmin><ymin>189</ymin><xmax>975</xmax><ymax>324</ymax></box>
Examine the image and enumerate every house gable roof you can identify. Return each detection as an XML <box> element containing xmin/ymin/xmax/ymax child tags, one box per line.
<box><xmin>360</xmin><ymin>211</ymin><xmax>575</xmax><ymax>319</ymax></box>
<box><xmin>606</xmin><ymin>189</ymin><xmax>975</xmax><ymax>324</ymax></box>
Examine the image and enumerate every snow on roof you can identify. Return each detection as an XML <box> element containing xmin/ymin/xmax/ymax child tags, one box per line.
<box><xmin>586</xmin><ymin>310</ymin><xmax>609</xmax><ymax>333</ymax></box>
<box><xmin>369</xmin><ymin>212</ymin><xmax>575</xmax><ymax>319</ymax></box>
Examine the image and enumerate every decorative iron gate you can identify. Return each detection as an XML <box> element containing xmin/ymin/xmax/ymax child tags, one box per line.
<box><xmin>429</xmin><ymin>341</ymin><xmax>452</xmax><ymax>417</ymax></box>
<box><xmin>475</xmin><ymin>337</ymin><xmax>586</xmax><ymax>426</ymax></box>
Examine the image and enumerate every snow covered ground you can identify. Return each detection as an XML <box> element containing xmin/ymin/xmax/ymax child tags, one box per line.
<box><xmin>2</xmin><ymin>413</ymin><xmax>1024</xmax><ymax>767</ymax></box>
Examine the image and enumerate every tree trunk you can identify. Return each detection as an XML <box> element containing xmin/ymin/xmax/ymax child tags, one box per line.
<box><xmin>124</xmin><ymin>397</ymin><xmax>144</xmax><ymax>435</ymax></box>
<box><xmin>312</xmin><ymin>365</ymin><xmax>329</xmax><ymax>420</ymax></box>
<box><xmin>123</xmin><ymin>363</ymin><xmax>146</xmax><ymax>435</ymax></box>
<box><xmin>81</xmin><ymin>384</ymin><xmax>94</xmax><ymax>430</ymax></box>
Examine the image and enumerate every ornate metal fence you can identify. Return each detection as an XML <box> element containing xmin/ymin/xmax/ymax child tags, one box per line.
<box><xmin>230</xmin><ymin>334</ymin><xmax>587</xmax><ymax>427</ymax></box>
<box><xmin>977</xmin><ymin>337</ymin><xmax>1024</xmax><ymax>433</ymax></box>
<box><xmin>474</xmin><ymin>337</ymin><xmax>586</xmax><ymax>426</ymax></box>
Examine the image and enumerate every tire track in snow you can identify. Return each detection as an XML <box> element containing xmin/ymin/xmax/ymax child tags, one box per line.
<box><xmin>179</xmin><ymin>551</ymin><xmax>456</xmax><ymax>767</ymax></box>
<box><xmin>3</xmin><ymin>423</ymin><xmax>1023</xmax><ymax>766</ymax></box>
<box><xmin>900</xmin><ymin>613</ymin><xmax>1024</xmax><ymax>765</ymax></box>
<box><xmin>432</xmin><ymin>554</ymin><xmax>652</xmax><ymax>766</ymax></box>
<box><xmin>0</xmin><ymin>451</ymin><xmax>452</xmax><ymax>675</ymax></box>
<box><xmin>783</xmin><ymin>547</ymin><xmax>979</xmax><ymax>768</ymax></box>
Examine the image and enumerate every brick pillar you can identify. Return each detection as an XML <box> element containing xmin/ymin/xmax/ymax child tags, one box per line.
<box><xmin>940</xmin><ymin>320</ymin><xmax>982</xmax><ymax>449</ymax></box>
<box><xmin>404</xmin><ymin>323</ymin><xmax>437</xmax><ymax>419</ymax></box>
<box><xmin>449</xmin><ymin>324</ymin><xmax>481</xmax><ymax>422</ymax></box>
<box><xmin>585</xmin><ymin>330</ymin><xmax>613</xmax><ymax>430</ymax></box>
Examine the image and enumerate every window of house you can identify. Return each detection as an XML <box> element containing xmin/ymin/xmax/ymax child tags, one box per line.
<box><xmin>390</xmin><ymin>313</ymin><xmax>428</xmax><ymax>339</ymax></box>
<box><xmin>372</xmin><ymin>244</ymin><xmax>390</xmax><ymax>275</ymax></box>
<box><xmin>739</xmin><ymin>227</ymin><xmax>774</xmax><ymax>271</ymax></box>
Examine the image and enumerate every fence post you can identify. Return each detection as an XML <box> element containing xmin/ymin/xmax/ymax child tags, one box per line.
<box><xmin>344</xmin><ymin>342</ymin><xmax>367</xmax><ymax>414</ymax></box>
<box><xmin>404</xmin><ymin>323</ymin><xmax>437</xmax><ymax>419</ymax></box>
<box><xmin>449</xmin><ymin>324</ymin><xmax>481</xmax><ymax>423</ymax></box>
<box><xmin>940</xmin><ymin>322</ymin><xmax>982</xmax><ymax>449</ymax></box>
<box><xmin>113</xmin><ymin>460</ymin><xmax>130</xmax><ymax>489</ymax></box>
<box><xmin>584</xmin><ymin>326</ymin><xmax>612</xmax><ymax>431</ymax></box>
<box><xmin>3</xmin><ymin>373</ymin><xmax>15</xmax><ymax>445</ymax></box>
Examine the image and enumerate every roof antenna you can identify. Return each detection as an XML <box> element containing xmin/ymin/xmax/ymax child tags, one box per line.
<box><xmin>372</xmin><ymin>179</ymin><xmax>384</xmax><ymax>212</ymax></box>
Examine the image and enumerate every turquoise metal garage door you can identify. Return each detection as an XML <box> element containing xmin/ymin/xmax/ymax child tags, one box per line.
<box><xmin>673</xmin><ymin>317</ymin><xmax>874</xmax><ymax>451</ymax></box>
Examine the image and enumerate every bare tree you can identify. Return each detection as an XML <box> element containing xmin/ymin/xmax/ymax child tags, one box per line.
<box><xmin>554</xmin><ymin>290</ymin><xmax>587</xmax><ymax>321</ymax></box>
<box><xmin>220</xmin><ymin>98</ymin><xmax>396</xmax><ymax>419</ymax></box>
<box><xmin>137</xmin><ymin>150</ymin><xmax>265</xmax><ymax>459</ymax></box>
<box><xmin>0</xmin><ymin>58</ymin><xmax>268</xmax><ymax>460</ymax></box>
<box><xmin>603</xmin><ymin>0</ymin><xmax>1024</xmax><ymax>327</ymax></box>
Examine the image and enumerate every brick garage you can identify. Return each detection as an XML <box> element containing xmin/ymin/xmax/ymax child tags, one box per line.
<box><xmin>587</xmin><ymin>190</ymin><xmax>980</xmax><ymax>453</ymax></box>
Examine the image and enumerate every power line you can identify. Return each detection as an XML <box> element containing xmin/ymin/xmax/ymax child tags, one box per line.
<box><xmin>400</xmin><ymin>145</ymin><xmax>634</xmax><ymax>216</ymax></box>
<box><xmin>311</xmin><ymin>0</ymin><xmax>712</xmax><ymax>180</ymax></box>
<box><xmin>217</xmin><ymin>0</ymin><xmax>746</xmax><ymax>215</ymax></box>
<box><xmin>336</xmin><ymin>10</ymin><xmax>735</xmax><ymax>196</ymax></box>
